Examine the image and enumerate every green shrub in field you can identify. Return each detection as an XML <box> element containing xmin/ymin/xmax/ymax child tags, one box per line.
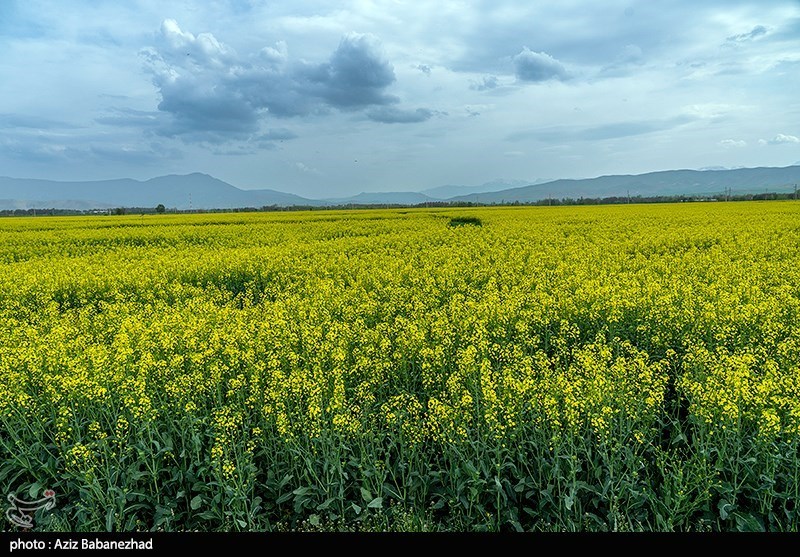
<box><xmin>448</xmin><ymin>216</ymin><xmax>482</xmax><ymax>227</ymax></box>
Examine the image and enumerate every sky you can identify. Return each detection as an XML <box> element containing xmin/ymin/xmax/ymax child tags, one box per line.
<box><xmin>1</xmin><ymin>0</ymin><xmax>799</xmax><ymax>198</ymax></box>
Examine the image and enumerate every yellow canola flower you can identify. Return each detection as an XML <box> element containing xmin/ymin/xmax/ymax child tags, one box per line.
<box><xmin>0</xmin><ymin>201</ymin><xmax>798</xmax><ymax>475</ymax></box>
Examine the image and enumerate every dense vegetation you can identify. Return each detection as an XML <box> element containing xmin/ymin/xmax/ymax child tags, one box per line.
<box><xmin>1</xmin><ymin>203</ymin><xmax>798</xmax><ymax>531</ymax></box>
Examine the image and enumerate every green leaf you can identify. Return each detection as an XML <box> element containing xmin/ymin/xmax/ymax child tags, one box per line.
<box><xmin>309</xmin><ymin>514</ymin><xmax>320</xmax><ymax>527</ymax></box>
<box><xmin>718</xmin><ymin>499</ymin><xmax>733</xmax><ymax>520</ymax></box>
<box><xmin>190</xmin><ymin>495</ymin><xmax>202</xmax><ymax>510</ymax></box>
<box><xmin>734</xmin><ymin>512</ymin><xmax>765</xmax><ymax>532</ymax></box>
<box><xmin>105</xmin><ymin>507</ymin><xmax>115</xmax><ymax>532</ymax></box>
<box><xmin>276</xmin><ymin>492</ymin><xmax>293</xmax><ymax>505</ymax></box>
<box><xmin>28</xmin><ymin>482</ymin><xmax>42</xmax><ymax>499</ymax></box>
<box><xmin>236</xmin><ymin>519</ymin><xmax>247</xmax><ymax>529</ymax></box>
<box><xmin>360</xmin><ymin>487</ymin><xmax>372</xmax><ymax>502</ymax></box>
<box><xmin>367</xmin><ymin>497</ymin><xmax>383</xmax><ymax>509</ymax></box>
<box><xmin>381</xmin><ymin>483</ymin><xmax>402</xmax><ymax>500</ymax></box>
<box><xmin>352</xmin><ymin>502</ymin><xmax>362</xmax><ymax>515</ymax></box>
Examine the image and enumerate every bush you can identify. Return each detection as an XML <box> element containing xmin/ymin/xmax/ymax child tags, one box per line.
<box><xmin>448</xmin><ymin>216</ymin><xmax>482</xmax><ymax>227</ymax></box>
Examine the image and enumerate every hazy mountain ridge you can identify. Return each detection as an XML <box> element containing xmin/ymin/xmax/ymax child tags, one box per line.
<box><xmin>421</xmin><ymin>179</ymin><xmax>541</xmax><ymax>200</ymax></box>
<box><xmin>449</xmin><ymin>166</ymin><xmax>800</xmax><ymax>204</ymax></box>
<box><xmin>0</xmin><ymin>173</ymin><xmax>320</xmax><ymax>210</ymax></box>
<box><xmin>1</xmin><ymin>165</ymin><xmax>798</xmax><ymax>210</ymax></box>
<box><xmin>325</xmin><ymin>191</ymin><xmax>436</xmax><ymax>205</ymax></box>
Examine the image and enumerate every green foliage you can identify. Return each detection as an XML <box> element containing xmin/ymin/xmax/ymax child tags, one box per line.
<box><xmin>0</xmin><ymin>204</ymin><xmax>799</xmax><ymax>531</ymax></box>
<box><xmin>448</xmin><ymin>215</ymin><xmax>482</xmax><ymax>227</ymax></box>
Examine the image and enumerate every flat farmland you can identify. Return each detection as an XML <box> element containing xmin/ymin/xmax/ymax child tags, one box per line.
<box><xmin>1</xmin><ymin>203</ymin><xmax>799</xmax><ymax>531</ymax></box>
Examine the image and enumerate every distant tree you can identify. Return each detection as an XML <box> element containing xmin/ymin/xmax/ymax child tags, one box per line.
<box><xmin>114</xmin><ymin>207</ymin><xmax>126</xmax><ymax>215</ymax></box>
<box><xmin>156</xmin><ymin>204</ymin><xmax>166</xmax><ymax>214</ymax></box>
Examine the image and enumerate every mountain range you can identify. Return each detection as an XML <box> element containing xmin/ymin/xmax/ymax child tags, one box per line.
<box><xmin>0</xmin><ymin>174</ymin><xmax>313</xmax><ymax>210</ymax></box>
<box><xmin>1</xmin><ymin>165</ymin><xmax>799</xmax><ymax>210</ymax></box>
<box><xmin>448</xmin><ymin>166</ymin><xmax>800</xmax><ymax>204</ymax></box>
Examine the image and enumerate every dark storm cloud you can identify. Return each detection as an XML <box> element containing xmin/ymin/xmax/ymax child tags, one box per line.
<box><xmin>366</xmin><ymin>107</ymin><xmax>434</xmax><ymax>124</ymax></box>
<box><xmin>139</xmin><ymin>21</ymin><xmax>424</xmax><ymax>141</ymax></box>
<box><xmin>513</xmin><ymin>48</ymin><xmax>568</xmax><ymax>82</ymax></box>
<box><xmin>314</xmin><ymin>33</ymin><xmax>397</xmax><ymax>108</ymax></box>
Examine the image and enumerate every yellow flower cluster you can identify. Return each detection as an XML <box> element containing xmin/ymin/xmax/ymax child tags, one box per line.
<box><xmin>0</xmin><ymin>201</ymin><xmax>798</xmax><ymax>484</ymax></box>
<box><xmin>679</xmin><ymin>343</ymin><xmax>800</xmax><ymax>438</ymax></box>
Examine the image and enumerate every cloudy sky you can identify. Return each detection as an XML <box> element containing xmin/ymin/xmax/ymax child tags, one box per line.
<box><xmin>1</xmin><ymin>1</ymin><xmax>799</xmax><ymax>198</ymax></box>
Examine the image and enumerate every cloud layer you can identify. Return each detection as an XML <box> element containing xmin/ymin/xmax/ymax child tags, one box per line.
<box><xmin>141</xmin><ymin>20</ymin><xmax>425</xmax><ymax>141</ymax></box>
<box><xmin>764</xmin><ymin>134</ymin><xmax>800</xmax><ymax>145</ymax></box>
<box><xmin>0</xmin><ymin>1</ymin><xmax>798</xmax><ymax>196</ymax></box>
<box><xmin>513</xmin><ymin>48</ymin><xmax>569</xmax><ymax>82</ymax></box>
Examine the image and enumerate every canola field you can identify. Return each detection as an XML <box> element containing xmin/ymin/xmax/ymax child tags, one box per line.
<box><xmin>1</xmin><ymin>203</ymin><xmax>799</xmax><ymax>531</ymax></box>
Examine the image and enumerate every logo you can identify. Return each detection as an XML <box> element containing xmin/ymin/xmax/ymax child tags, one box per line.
<box><xmin>6</xmin><ymin>489</ymin><xmax>56</xmax><ymax>529</ymax></box>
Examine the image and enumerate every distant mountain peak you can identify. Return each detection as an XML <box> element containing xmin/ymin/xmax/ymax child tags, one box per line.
<box><xmin>0</xmin><ymin>173</ymin><xmax>321</xmax><ymax>210</ymax></box>
<box><xmin>3</xmin><ymin>165</ymin><xmax>800</xmax><ymax>211</ymax></box>
<box><xmin>421</xmin><ymin>178</ymin><xmax>545</xmax><ymax>200</ymax></box>
<box><xmin>448</xmin><ymin>165</ymin><xmax>800</xmax><ymax>203</ymax></box>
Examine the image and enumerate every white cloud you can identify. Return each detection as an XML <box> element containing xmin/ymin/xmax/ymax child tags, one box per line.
<box><xmin>513</xmin><ymin>48</ymin><xmax>568</xmax><ymax>82</ymax></box>
<box><xmin>470</xmin><ymin>75</ymin><xmax>500</xmax><ymax>91</ymax></box>
<box><xmin>719</xmin><ymin>139</ymin><xmax>746</xmax><ymax>147</ymax></box>
<box><xmin>766</xmin><ymin>133</ymin><xmax>800</xmax><ymax>144</ymax></box>
<box><xmin>293</xmin><ymin>162</ymin><xmax>320</xmax><ymax>175</ymax></box>
<box><xmin>140</xmin><ymin>21</ymin><xmax>432</xmax><ymax>142</ymax></box>
<box><xmin>726</xmin><ymin>25</ymin><xmax>768</xmax><ymax>43</ymax></box>
<box><xmin>2</xmin><ymin>1</ymin><xmax>800</xmax><ymax>195</ymax></box>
